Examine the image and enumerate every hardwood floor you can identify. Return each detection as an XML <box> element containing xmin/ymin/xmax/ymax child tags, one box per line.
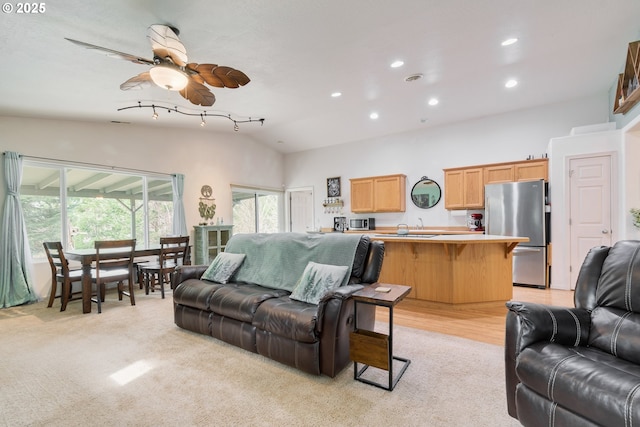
<box><xmin>378</xmin><ymin>287</ymin><xmax>575</xmax><ymax>346</ymax></box>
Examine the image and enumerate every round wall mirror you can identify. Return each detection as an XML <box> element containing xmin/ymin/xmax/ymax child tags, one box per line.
<box><xmin>411</xmin><ymin>177</ymin><xmax>442</xmax><ymax>209</ymax></box>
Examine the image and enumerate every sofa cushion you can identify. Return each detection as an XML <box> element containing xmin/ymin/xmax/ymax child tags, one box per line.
<box><xmin>208</xmin><ymin>283</ymin><xmax>289</xmax><ymax>323</ymax></box>
<box><xmin>201</xmin><ymin>252</ymin><xmax>246</xmax><ymax>284</ymax></box>
<box><xmin>516</xmin><ymin>342</ymin><xmax>640</xmax><ymax>426</ymax></box>
<box><xmin>173</xmin><ymin>279</ymin><xmax>224</xmax><ymax>311</ymax></box>
<box><xmin>350</xmin><ymin>234</ymin><xmax>371</xmax><ymax>279</ymax></box>
<box><xmin>253</xmin><ymin>297</ymin><xmax>320</xmax><ymax>343</ymax></box>
<box><xmin>290</xmin><ymin>261</ymin><xmax>349</xmax><ymax>305</ymax></box>
<box><xmin>588</xmin><ymin>306</ymin><xmax>640</xmax><ymax>365</ymax></box>
<box><xmin>595</xmin><ymin>240</ymin><xmax>640</xmax><ymax>311</ymax></box>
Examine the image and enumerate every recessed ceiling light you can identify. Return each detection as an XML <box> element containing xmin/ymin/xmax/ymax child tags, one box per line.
<box><xmin>391</xmin><ymin>60</ymin><xmax>404</xmax><ymax>68</ymax></box>
<box><xmin>428</xmin><ymin>98</ymin><xmax>439</xmax><ymax>106</ymax></box>
<box><xmin>505</xmin><ymin>79</ymin><xmax>518</xmax><ymax>88</ymax></box>
<box><xmin>501</xmin><ymin>38</ymin><xmax>518</xmax><ymax>46</ymax></box>
<box><xmin>331</xmin><ymin>92</ymin><xmax>342</xmax><ymax>98</ymax></box>
<box><xmin>369</xmin><ymin>112</ymin><xmax>379</xmax><ymax>120</ymax></box>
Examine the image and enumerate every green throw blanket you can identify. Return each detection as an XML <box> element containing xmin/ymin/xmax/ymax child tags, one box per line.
<box><xmin>224</xmin><ymin>232</ymin><xmax>362</xmax><ymax>292</ymax></box>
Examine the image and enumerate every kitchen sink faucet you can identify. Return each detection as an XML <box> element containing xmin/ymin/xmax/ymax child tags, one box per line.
<box><xmin>418</xmin><ymin>218</ymin><xmax>423</xmax><ymax>230</ymax></box>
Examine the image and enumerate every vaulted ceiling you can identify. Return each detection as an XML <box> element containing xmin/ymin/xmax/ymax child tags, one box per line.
<box><xmin>1</xmin><ymin>0</ymin><xmax>639</xmax><ymax>154</ymax></box>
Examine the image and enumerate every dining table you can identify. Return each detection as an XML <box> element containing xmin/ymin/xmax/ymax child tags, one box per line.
<box><xmin>65</xmin><ymin>246</ymin><xmax>162</xmax><ymax>313</ymax></box>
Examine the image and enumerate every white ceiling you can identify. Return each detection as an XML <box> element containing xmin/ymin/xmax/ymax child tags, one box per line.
<box><xmin>1</xmin><ymin>0</ymin><xmax>639</xmax><ymax>154</ymax></box>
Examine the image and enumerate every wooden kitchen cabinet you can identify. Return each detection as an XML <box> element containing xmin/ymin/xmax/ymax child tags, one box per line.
<box><xmin>484</xmin><ymin>164</ymin><xmax>515</xmax><ymax>184</ymax></box>
<box><xmin>444</xmin><ymin>158</ymin><xmax>548</xmax><ymax>210</ymax></box>
<box><xmin>350</xmin><ymin>174</ymin><xmax>406</xmax><ymax>213</ymax></box>
<box><xmin>350</xmin><ymin>177</ymin><xmax>374</xmax><ymax>212</ymax></box>
<box><xmin>515</xmin><ymin>160</ymin><xmax>548</xmax><ymax>182</ymax></box>
<box><xmin>444</xmin><ymin>167</ymin><xmax>483</xmax><ymax>210</ymax></box>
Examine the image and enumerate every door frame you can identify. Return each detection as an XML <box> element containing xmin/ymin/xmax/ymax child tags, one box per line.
<box><xmin>285</xmin><ymin>186</ymin><xmax>315</xmax><ymax>232</ymax></box>
<box><xmin>565</xmin><ymin>151</ymin><xmax>618</xmax><ymax>289</ymax></box>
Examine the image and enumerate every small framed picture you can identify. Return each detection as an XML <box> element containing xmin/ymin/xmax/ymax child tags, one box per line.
<box><xmin>327</xmin><ymin>177</ymin><xmax>341</xmax><ymax>197</ymax></box>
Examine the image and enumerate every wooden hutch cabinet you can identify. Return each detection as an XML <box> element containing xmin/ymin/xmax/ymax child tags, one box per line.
<box><xmin>193</xmin><ymin>225</ymin><xmax>233</xmax><ymax>265</ymax></box>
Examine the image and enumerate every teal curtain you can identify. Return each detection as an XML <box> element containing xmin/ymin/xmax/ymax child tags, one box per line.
<box><xmin>172</xmin><ymin>173</ymin><xmax>187</xmax><ymax>236</ymax></box>
<box><xmin>0</xmin><ymin>152</ymin><xmax>37</xmax><ymax>308</ymax></box>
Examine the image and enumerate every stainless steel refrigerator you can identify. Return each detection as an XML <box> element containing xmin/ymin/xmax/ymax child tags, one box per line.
<box><xmin>485</xmin><ymin>180</ymin><xmax>549</xmax><ymax>288</ymax></box>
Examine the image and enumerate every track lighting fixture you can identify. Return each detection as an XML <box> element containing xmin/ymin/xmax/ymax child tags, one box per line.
<box><xmin>118</xmin><ymin>101</ymin><xmax>265</xmax><ymax>130</ymax></box>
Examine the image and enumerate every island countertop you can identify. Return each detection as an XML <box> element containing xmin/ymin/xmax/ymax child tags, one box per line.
<box><xmin>371</xmin><ymin>233</ymin><xmax>529</xmax><ymax>304</ymax></box>
<box><xmin>370</xmin><ymin>233</ymin><xmax>529</xmax><ymax>244</ymax></box>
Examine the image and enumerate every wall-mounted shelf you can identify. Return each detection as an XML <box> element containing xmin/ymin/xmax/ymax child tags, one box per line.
<box><xmin>322</xmin><ymin>198</ymin><xmax>343</xmax><ymax>214</ymax></box>
<box><xmin>614</xmin><ymin>40</ymin><xmax>640</xmax><ymax>115</ymax></box>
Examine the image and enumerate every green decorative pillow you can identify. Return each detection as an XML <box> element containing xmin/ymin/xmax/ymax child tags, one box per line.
<box><xmin>290</xmin><ymin>261</ymin><xmax>349</xmax><ymax>305</ymax></box>
<box><xmin>201</xmin><ymin>252</ymin><xmax>246</xmax><ymax>284</ymax></box>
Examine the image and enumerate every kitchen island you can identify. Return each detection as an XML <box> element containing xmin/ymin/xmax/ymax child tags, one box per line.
<box><xmin>370</xmin><ymin>234</ymin><xmax>529</xmax><ymax>304</ymax></box>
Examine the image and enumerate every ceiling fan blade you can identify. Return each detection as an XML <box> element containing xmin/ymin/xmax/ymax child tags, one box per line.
<box><xmin>186</xmin><ymin>63</ymin><xmax>225</xmax><ymax>87</ymax></box>
<box><xmin>120</xmin><ymin>72</ymin><xmax>152</xmax><ymax>90</ymax></box>
<box><xmin>187</xmin><ymin>63</ymin><xmax>250</xmax><ymax>88</ymax></box>
<box><xmin>147</xmin><ymin>24</ymin><xmax>188</xmax><ymax>66</ymax></box>
<box><xmin>179</xmin><ymin>79</ymin><xmax>216</xmax><ymax>106</ymax></box>
<box><xmin>65</xmin><ymin>38</ymin><xmax>154</xmax><ymax>65</ymax></box>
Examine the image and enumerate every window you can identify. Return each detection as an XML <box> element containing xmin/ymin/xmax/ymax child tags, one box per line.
<box><xmin>20</xmin><ymin>161</ymin><xmax>173</xmax><ymax>258</ymax></box>
<box><xmin>232</xmin><ymin>186</ymin><xmax>284</xmax><ymax>234</ymax></box>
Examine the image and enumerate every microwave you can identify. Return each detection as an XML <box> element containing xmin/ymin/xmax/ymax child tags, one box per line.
<box><xmin>349</xmin><ymin>218</ymin><xmax>375</xmax><ymax>231</ymax></box>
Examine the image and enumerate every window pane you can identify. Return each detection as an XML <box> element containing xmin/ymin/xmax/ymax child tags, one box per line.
<box><xmin>148</xmin><ymin>200</ymin><xmax>173</xmax><ymax>241</ymax></box>
<box><xmin>232</xmin><ymin>189</ymin><xmax>283</xmax><ymax>234</ymax></box>
<box><xmin>19</xmin><ymin>162</ymin><xmax>174</xmax><ymax>255</ymax></box>
<box><xmin>20</xmin><ymin>165</ymin><xmax>61</xmax><ymax>258</ymax></box>
<box><xmin>66</xmin><ymin>169</ymin><xmax>141</xmax><ymax>248</ymax></box>
<box><xmin>232</xmin><ymin>193</ymin><xmax>256</xmax><ymax>233</ymax></box>
<box><xmin>257</xmin><ymin>194</ymin><xmax>279</xmax><ymax>233</ymax></box>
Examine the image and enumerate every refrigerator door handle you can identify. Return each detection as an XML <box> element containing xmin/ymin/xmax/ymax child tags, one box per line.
<box><xmin>512</xmin><ymin>247</ymin><xmax>543</xmax><ymax>254</ymax></box>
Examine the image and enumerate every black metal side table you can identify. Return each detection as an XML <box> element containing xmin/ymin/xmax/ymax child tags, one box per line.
<box><xmin>350</xmin><ymin>283</ymin><xmax>412</xmax><ymax>391</ymax></box>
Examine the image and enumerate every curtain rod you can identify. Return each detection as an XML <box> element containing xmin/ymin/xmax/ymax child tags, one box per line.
<box><xmin>3</xmin><ymin>151</ymin><xmax>174</xmax><ymax>178</ymax></box>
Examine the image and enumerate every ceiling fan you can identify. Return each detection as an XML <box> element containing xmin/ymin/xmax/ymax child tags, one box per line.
<box><xmin>65</xmin><ymin>24</ymin><xmax>250</xmax><ymax>107</ymax></box>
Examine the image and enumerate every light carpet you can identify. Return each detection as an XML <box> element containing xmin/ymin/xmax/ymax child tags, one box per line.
<box><xmin>0</xmin><ymin>290</ymin><xmax>520</xmax><ymax>427</ymax></box>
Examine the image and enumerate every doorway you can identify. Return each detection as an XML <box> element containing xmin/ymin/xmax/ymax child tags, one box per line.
<box><xmin>568</xmin><ymin>154</ymin><xmax>613</xmax><ymax>289</ymax></box>
<box><xmin>287</xmin><ymin>187</ymin><xmax>314</xmax><ymax>232</ymax></box>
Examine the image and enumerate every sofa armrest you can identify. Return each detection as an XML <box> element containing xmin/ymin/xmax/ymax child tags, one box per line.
<box><xmin>504</xmin><ymin>301</ymin><xmax>591</xmax><ymax>418</ymax></box>
<box><xmin>172</xmin><ymin>265</ymin><xmax>209</xmax><ymax>288</ymax></box>
<box><xmin>506</xmin><ymin>301</ymin><xmax>591</xmax><ymax>350</ymax></box>
<box><xmin>326</xmin><ymin>284</ymin><xmax>365</xmax><ymax>300</ymax></box>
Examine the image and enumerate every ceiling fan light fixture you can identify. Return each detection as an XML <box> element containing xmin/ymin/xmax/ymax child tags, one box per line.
<box><xmin>149</xmin><ymin>64</ymin><xmax>188</xmax><ymax>91</ymax></box>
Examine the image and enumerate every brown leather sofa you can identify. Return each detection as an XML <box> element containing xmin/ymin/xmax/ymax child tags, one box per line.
<box><xmin>172</xmin><ymin>233</ymin><xmax>384</xmax><ymax>377</ymax></box>
<box><xmin>505</xmin><ymin>240</ymin><xmax>640</xmax><ymax>426</ymax></box>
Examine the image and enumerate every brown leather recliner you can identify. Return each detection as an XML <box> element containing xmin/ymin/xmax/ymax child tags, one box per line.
<box><xmin>505</xmin><ymin>240</ymin><xmax>640</xmax><ymax>426</ymax></box>
<box><xmin>173</xmin><ymin>234</ymin><xmax>385</xmax><ymax>377</ymax></box>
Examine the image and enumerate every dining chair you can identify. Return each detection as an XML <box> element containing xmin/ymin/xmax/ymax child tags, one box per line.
<box><xmin>92</xmin><ymin>239</ymin><xmax>136</xmax><ymax>313</ymax></box>
<box><xmin>138</xmin><ymin>236</ymin><xmax>190</xmax><ymax>299</ymax></box>
<box><xmin>43</xmin><ymin>241</ymin><xmax>84</xmax><ymax>311</ymax></box>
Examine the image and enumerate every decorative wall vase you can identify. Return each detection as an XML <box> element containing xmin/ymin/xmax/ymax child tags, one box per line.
<box><xmin>199</xmin><ymin>185</ymin><xmax>216</xmax><ymax>225</ymax></box>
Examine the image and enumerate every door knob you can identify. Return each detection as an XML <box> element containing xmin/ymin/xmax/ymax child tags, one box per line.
<box><xmin>602</xmin><ymin>229</ymin><xmax>609</xmax><ymax>234</ymax></box>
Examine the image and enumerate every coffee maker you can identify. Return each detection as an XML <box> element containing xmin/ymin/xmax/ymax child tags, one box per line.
<box><xmin>467</xmin><ymin>213</ymin><xmax>484</xmax><ymax>231</ymax></box>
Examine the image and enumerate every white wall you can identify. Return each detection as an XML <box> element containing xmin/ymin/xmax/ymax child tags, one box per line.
<box><xmin>0</xmin><ymin>115</ymin><xmax>284</xmax><ymax>297</ymax></box>
<box><xmin>284</xmin><ymin>93</ymin><xmax>610</xmax><ymax>230</ymax></box>
<box><xmin>547</xmin><ymin>129</ymin><xmax>623</xmax><ymax>290</ymax></box>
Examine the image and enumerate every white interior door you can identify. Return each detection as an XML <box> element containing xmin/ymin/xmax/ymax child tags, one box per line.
<box><xmin>569</xmin><ymin>155</ymin><xmax>612</xmax><ymax>289</ymax></box>
<box><xmin>289</xmin><ymin>188</ymin><xmax>314</xmax><ymax>232</ymax></box>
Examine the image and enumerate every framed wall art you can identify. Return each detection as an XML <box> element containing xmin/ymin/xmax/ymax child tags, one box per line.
<box><xmin>327</xmin><ymin>177</ymin><xmax>341</xmax><ymax>197</ymax></box>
